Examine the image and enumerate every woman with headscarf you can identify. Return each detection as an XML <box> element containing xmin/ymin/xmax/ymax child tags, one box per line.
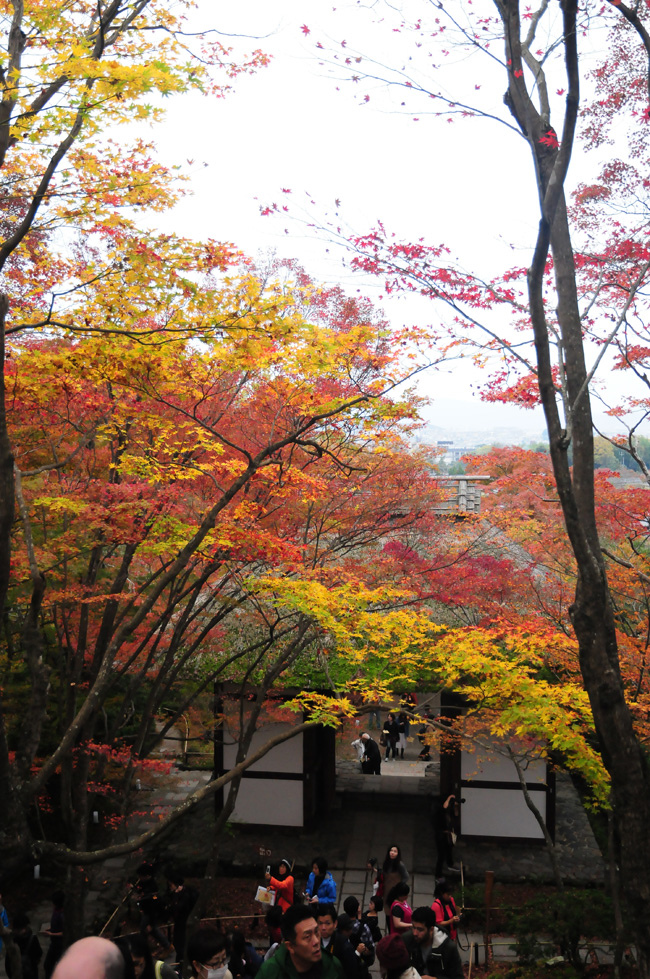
<box><xmin>265</xmin><ymin>859</ymin><xmax>294</xmax><ymax>912</ymax></box>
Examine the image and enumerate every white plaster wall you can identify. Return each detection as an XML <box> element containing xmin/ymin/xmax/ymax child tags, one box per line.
<box><xmin>228</xmin><ymin>777</ymin><xmax>304</xmax><ymax>826</ymax></box>
<box><xmin>222</xmin><ymin>723</ymin><xmax>303</xmax><ymax>772</ymax></box>
<box><xmin>461</xmin><ymin>750</ymin><xmax>546</xmax><ymax>784</ymax></box>
<box><xmin>222</xmin><ymin>722</ymin><xmax>304</xmax><ymax>825</ymax></box>
<box><xmin>461</xmin><ymin>786</ymin><xmax>546</xmax><ymax>839</ymax></box>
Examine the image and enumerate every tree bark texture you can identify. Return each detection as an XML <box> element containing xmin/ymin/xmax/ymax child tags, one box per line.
<box><xmin>498</xmin><ymin>1</ymin><xmax>650</xmax><ymax>973</ymax></box>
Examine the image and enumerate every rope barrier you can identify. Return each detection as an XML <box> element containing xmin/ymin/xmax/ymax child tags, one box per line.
<box><xmin>102</xmin><ymin>911</ymin><xmax>266</xmax><ymax>938</ymax></box>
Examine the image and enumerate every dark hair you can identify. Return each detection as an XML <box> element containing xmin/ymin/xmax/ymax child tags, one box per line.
<box><xmin>411</xmin><ymin>906</ymin><xmax>436</xmax><ymax>929</ymax></box>
<box><xmin>51</xmin><ymin>890</ymin><xmax>65</xmax><ymax>909</ymax></box>
<box><xmin>343</xmin><ymin>896</ymin><xmax>360</xmax><ymax>917</ymax></box>
<box><xmin>382</xmin><ymin>845</ymin><xmax>402</xmax><ymax>872</ymax></box>
<box><xmin>434</xmin><ymin>879</ymin><xmax>452</xmax><ymax>900</ymax></box>
<box><xmin>111</xmin><ymin>937</ymin><xmax>135</xmax><ymax>979</ymax></box>
<box><xmin>387</xmin><ymin>881</ymin><xmax>410</xmax><ymax>907</ymax></box>
<box><xmin>370</xmin><ymin>896</ymin><xmax>384</xmax><ymax>913</ymax></box>
<box><xmin>125</xmin><ymin>933</ymin><xmax>154</xmax><ymax>974</ymax></box>
<box><xmin>316</xmin><ymin>903</ymin><xmax>337</xmax><ymax>923</ymax></box>
<box><xmin>281</xmin><ymin>905</ymin><xmax>318</xmax><ymax>943</ymax></box>
<box><xmin>230</xmin><ymin>929</ymin><xmax>247</xmax><ymax>957</ymax></box>
<box><xmin>266</xmin><ymin>906</ymin><xmax>283</xmax><ymax>928</ymax></box>
<box><xmin>188</xmin><ymin>929</ymin><xmax>226</xmax><ymax>976</ymax></box>
<box><xmin>337</xmin><ymin>913</ymin><xmax>354</xmax><ymax>932</ymax></box>
<box><xmin>311</xmin><ymin>857</ymin><xmax>327</xmax><ymax>896</ymax></box>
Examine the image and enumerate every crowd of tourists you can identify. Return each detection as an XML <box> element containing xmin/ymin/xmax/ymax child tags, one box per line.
<box><xmin>0</xmin><ymin>843</ymin><xmax>465</xmax><ymax>979</ymax></box>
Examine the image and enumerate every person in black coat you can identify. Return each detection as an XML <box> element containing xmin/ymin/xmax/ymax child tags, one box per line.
<box><xmin>165</xmin><ymin>871</ymin><xmax>197</xmax><ymax>962</ymax></box>
<box><xmin>360</xmin><ymin>733</ymin><xmax>381</xmax><ymax>774</ymax></box>
<box><xmin>382</xmin><ymin>714</ymin><xmax>399</xmax><ymax>762</ymax></box>
<box><xmin>317</xmin><ymin>904</ymin><xmax>359</xmax><ymax>979</ymax></box>
<box><xmin>432</xmin><ymin>795</ymin><xmax>460</xmax><ymax>876</ymax></box>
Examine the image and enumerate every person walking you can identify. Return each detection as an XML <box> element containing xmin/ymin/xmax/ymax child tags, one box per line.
<box><xmin>382</xmin><ymin>846</ymin><xmax>409</xmax><ymax>906</ymax></box>
<box><xmin>382</xmin><ymin>715</ymin><xmax>399</xmax><ymax>762</ymax></box>
<box><xmin>43</xmin><ymin>890</ymin><xmax>65</xmax><ymax>979</ymax></box>
<box><xmin>397</xmin><ymin>714</ymin><xmax>408</xmax><ymax>760</ymax></box>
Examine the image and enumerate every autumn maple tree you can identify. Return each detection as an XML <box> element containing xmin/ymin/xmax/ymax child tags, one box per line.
<box><xmin>0</xmin><ymin>0</ymin><xmax>464</xmax><ymax>941</ymax></box>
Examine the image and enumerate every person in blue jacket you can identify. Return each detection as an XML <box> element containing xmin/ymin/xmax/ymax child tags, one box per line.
<box><xmin>304</xmin><ymin>857</ymin><xmax>337</xmax><ymax>905</ymax></box>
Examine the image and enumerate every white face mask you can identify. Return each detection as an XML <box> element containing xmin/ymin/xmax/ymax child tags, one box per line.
<box><xmin>206</xmin><ymin>968</ymin><xmax>228</xmax><ymax>979</ymax></box>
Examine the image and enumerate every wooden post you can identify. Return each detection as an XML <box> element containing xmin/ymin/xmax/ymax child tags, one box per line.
<box><xmin>484</xmin><ymin>870</ymin><xmax>494</xmax><ymax>966</ymax></box>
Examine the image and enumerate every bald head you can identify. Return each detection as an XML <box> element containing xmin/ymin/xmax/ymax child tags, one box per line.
<box><xmin>52</xmin><ymin>937</ymin><xmax>124</xmax><ymax>979</ymax></box>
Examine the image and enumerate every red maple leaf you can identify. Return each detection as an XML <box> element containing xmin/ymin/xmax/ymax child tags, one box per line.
<box><xmin>539</xmin><ymin>129</ymin><xmax>559</xmax><ymax>148</ymax></box>
<box><xmin>300</xmin><ymin>24</ymin><xmax>310</xmax><ymax>35</ymax></box>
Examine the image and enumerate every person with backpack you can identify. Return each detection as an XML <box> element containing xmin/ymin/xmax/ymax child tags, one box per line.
<box><xmin>361</xmin><ymin>896</ymin><xmax>383</xmax><ymax>945</ymax></box>
<box><xmin>340</xmin><ymin>899</ymin><xmax>375</xmax><ymax>978</ymax></box>
<box><xmin>431</xmin><ymin>881</ymin><xmax>460</xmax><ymax>943</ymax></box>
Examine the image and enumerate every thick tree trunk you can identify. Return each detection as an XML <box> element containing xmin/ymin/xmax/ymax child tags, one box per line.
<box><xmin>498</xmin><ymin>2</ymin><xmax>650</xmax><ymax>973</ymax></box>
<box><xmin>0</xmin><ymin>294</ymin><xmax>13</xmax><ymax>620</ymax></box>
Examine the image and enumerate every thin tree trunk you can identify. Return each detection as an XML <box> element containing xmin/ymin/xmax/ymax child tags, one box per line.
<box><xmin>507</xmin><ymin>748</ymin><xmax>563</xmax><ymax>891</ymax></box>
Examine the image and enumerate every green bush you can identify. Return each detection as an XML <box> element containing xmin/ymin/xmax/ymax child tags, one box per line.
<box><xmin>505</xmin><ymin>888</ymin><xmax>621</xmax><ymax>970</ymax></box>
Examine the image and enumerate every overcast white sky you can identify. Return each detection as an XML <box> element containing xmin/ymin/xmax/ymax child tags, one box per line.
<box><xmin>144</xmin><ymin>0</ymin><xmax>626</xmax><ymax>437</ymax></box>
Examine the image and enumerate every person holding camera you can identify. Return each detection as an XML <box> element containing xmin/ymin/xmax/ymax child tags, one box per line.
<box><xmin>432</xmin><ymin>795</ymin><xmax>460</xmax><ymax>877</ymax></box>
<box><xmin>431</xmin><ymin>882</ymin><xmax>460</xmax><ymax>943</ymax></box>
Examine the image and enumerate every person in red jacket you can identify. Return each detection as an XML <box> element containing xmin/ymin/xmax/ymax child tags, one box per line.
<box><xmin>265</xmin><ymin>859</ymin><xmax>295</xmax><ymax>912</ymax></box>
